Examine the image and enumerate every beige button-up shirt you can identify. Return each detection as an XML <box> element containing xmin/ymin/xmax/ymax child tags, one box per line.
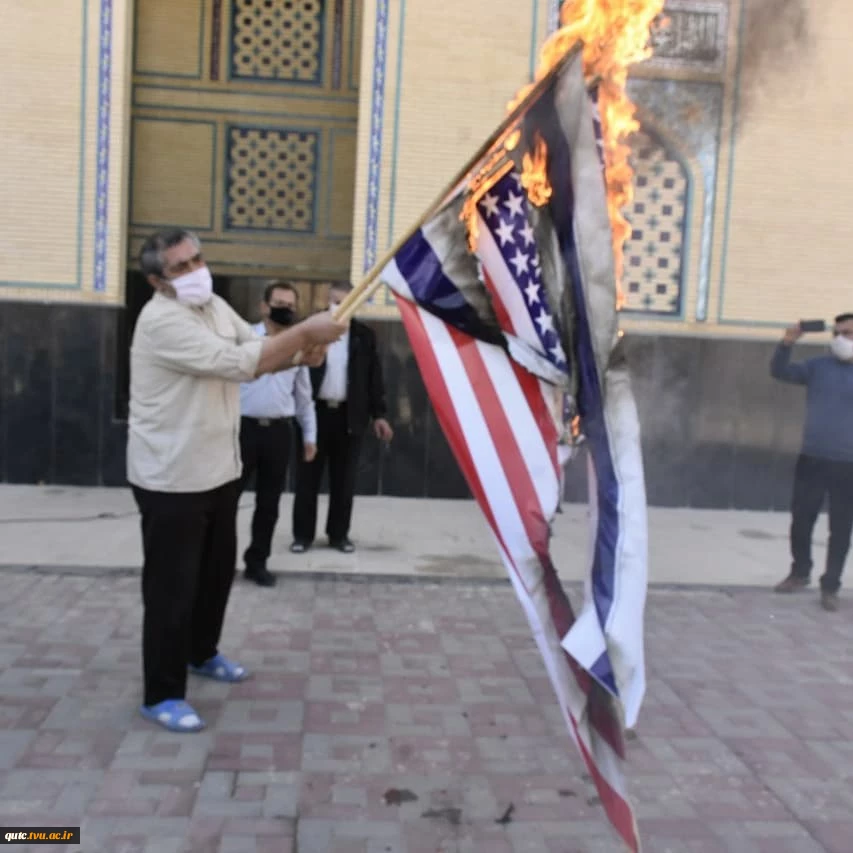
<box><xmin>127</xmin><ymin>292</ymin><xmax>263</xmax><ymax>493</ymax></box>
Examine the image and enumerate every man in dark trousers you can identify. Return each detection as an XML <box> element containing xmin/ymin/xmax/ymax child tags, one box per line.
<box><xmin>291</xmin><ymin>282</ymin><xmax>394</xmax><ymax>553</ymax></box>
<box><xmin>127</xmin><ymin>228</ymin><xmax>345</xmax><ymax>732</ymax></box>
<box><xmin>772</xmin><ymin>313</ymin><xmax>853</xmax><ymax>611</ymax></box>
<box><xmin>239</xmin><ymin>282</ymin><xmax>317</xmax><ymax>587</ymax></box>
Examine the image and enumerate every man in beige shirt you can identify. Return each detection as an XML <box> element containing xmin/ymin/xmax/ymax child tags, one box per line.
<box><xmin>128</xmin><ymin>228</ymin><xmax>345</xmax><ymax>733</ymax></box>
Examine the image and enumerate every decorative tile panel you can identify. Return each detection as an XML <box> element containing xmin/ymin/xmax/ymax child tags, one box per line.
<box><xmin>225</xmin><ymin>126</ymin><xmax>318</xmax><ymax>232</ymax></box>
<box><xmin>230</xmin><ymin>0</ymin><xmax>324</xmax><ymax>83</ymax></box>
<box><xmin>622</xmin><ymin>131</ymin><xmax>688</xmax><ymax>315</ymax></box>
<box><xmin>94</xmin><ymin>0</ymin><xmax>113</xmax><ymax>292</ymax></box>
<box><xmin>647</xmin><ymin>1</ymin><xmax>729</xmax><ymax>75</ymax></box>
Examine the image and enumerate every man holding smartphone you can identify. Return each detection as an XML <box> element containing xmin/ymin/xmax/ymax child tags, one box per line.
<box><xmin>771</xmin><ymin>313</ymin><xmax>853</xmax><ymax>611</ymax></box>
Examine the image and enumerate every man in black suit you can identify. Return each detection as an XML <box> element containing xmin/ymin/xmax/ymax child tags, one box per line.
<box><xmin>290</xmin><ymin>282</ymin><xmax>393</xmax><ymax>553</ymax></box>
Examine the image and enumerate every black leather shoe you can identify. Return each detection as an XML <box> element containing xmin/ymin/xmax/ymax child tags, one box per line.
<box><xmin>290</xmin><ymin>541</ymin><xmax>310</xmax><ymax>554</ymax></box>
<box><xmin>330</xmin><ymin>537</ymin><xmax>355</xmax><ymax>553</ymax></box>
<box><xmin>245</xmin><ymin>566</ymin><xmax>277</xmax><ymax>587</ymax></box>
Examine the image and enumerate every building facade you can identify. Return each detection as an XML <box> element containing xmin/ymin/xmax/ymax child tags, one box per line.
<box><xmin>0</xmin><ymin>0</ymin><xmax>846</xmax><ymax>508</ymax></box>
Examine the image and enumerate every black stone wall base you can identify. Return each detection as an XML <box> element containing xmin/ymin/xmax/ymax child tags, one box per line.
<box><xmin>364</xmin><ymin>322</ymin><xmax>812</xmax><ymax>511</ymax></box>
<box><xmin>0</xmin><ymin>300</ymin><xmax>816</xmax><ymax>509</ymax></box>
<box><xmin>0</xmin><ymin>301</ymin><xmax>127</xmax><ymax>486</ymax></box>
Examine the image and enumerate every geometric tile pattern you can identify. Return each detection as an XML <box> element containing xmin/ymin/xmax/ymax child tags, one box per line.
<box><xmin>226</xmin><ymin>126</ymin><xmax>318</xmax><ymax>231</ymax></box>
<box><xmin>231</xmin><ymin>0</ymin><xmax>324</xmax><ymax>83</ymax></box>
<box><xmin>1</xmin><ymin>571</ymin><xmax>851</xmax><ymax>853</ymax></box>
<box><xmin>623</xmin><ymin>130</ymin><xmax>688</xmax><ymax>315</ymax></box>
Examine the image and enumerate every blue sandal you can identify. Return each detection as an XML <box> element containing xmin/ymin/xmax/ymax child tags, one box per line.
<box><xmin>189</xmin><ymin>653</ymin><xmax>249</xmax><ymax>683</ymax></box>
<box><xmin>139</xmin><ymin>699</ymin><xmax>205</xmax><ymax>733</ymax></box>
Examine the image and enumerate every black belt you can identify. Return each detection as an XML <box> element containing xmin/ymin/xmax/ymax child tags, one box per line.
<box><xmin>318</xmin><ymin>400</ymin><xmax>345</xmax><ymax>410</ymax></box>
<box><xmin>242</xmin><ymin>415</ymin><xmax>293</xmax><ymax>427</ymax></box>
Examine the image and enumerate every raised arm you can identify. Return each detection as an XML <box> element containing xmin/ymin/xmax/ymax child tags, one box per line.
<box><xmin>770</xmin><ymin>324</ymin><xmax>811</xmax><ymax>385</ymax></box>
<box><xmin>256</xmin><ymin>313</ymin><xmax>347</xmax><ymax>376</ymax></box>
<box><xmin>146</xmin><ymin>308</ymin><xmax>346</xmax><ymax>381</ymax></box>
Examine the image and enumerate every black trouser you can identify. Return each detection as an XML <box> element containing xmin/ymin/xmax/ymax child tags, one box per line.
<box><xmin>132</xmin><ymin>479</ymin><xmax>240</xmax><ymax>706</ymax></box>
<box><xmin>292</xmin><ymin>401</ymin><xmax>362</xmax><ymax>544</ymax></box>
<box><xmin>239</xmin><ymin>416</ymin><xmax>292</xmax><ymax>570</ymax></box>
<box><xmin>790</xmin><ymin>454</ymin><xmax>853</xmax><ymax>592</ymax></box>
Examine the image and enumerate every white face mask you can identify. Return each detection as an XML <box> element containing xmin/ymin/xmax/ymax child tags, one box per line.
<box><xmin>830</xmin><ymin>334</ymin><xmax>853</xmax><ymax>362</ymax></box>
<box><xmin>170</xmin><ymin>266</ymin><xmax>213</xmax><ymax>306</ymax></box>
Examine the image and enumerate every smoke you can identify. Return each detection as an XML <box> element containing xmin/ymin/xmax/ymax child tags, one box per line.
<box><xmin>735</xmin><ymin>0</ymin><xmax>812</xmax><ymax>126</ymax></box>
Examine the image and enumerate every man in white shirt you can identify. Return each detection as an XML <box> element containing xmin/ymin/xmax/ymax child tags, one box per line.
<box><xmin>127</xmin><ymin>228</ymin><xmax>345</xmax><ymax>733</ymax></box>
<box><xmin>291</xmin><ymin>282</ymin><xmax>394</xmax><ymax>553</ymax></box>
<box><xmin>239</xmin><ymin>282</ymin><xmax>317</xmax><ymax>587</ymax></box>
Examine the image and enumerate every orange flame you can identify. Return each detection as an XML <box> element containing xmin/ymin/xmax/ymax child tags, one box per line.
<box><xmin>570</xmin><ymin>414</ymin><xmax>581</xmax><ymax>439</ymax></box>
<box><xmin>521</xmin><ymin>133</ymin><xmax>553</xmax><ymax>207</ymax></box>
<box><xmin>512</xmin><ymin>0</ymin><xmax>665</xmax><ymax>306</ymax></box>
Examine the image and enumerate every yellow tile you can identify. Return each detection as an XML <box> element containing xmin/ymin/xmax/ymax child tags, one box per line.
<box><xmin>0</xmin><ymin>0</ymin><xmax>86</xmax><ymax>286</ymax></box>
<box><xmin>328</xmin><ymin>130</ymin><xmax>358</xmax><ymax>237</ymax></box>
<box><xmin>131</xmin><ymin>118</ymin><xmax>215</xmax><ymax>229</ymax></box>
<box><xmin>134</xmin><ymin>0</ymin><xmax>205</xmax><ymax>78</ymax></box>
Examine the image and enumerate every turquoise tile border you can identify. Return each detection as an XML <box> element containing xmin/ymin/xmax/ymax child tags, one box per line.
<box><xmin>529</xmin><ymin>0</ymin><xmax>540</xmax><ymax>79</ymax></box>
<box><xmin>93</xmin><ymin>0</ymin><xmax>113</xmax><ymax>292</ymax></box>
<box><xmin>384</xmin><ymin>0</ymin><xmax>406</xmax><ymax>253</ymax></box>
<box><xmin>362</xmin><ymin>0</ymin><xmax>389</xmax><ymax>272</ymax></box>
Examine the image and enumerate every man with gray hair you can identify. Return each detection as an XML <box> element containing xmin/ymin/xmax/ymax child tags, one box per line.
<box><xmin>128</xmin><ymin>228</ymin><xmax>345</xmax><ymax>732</ymax></box>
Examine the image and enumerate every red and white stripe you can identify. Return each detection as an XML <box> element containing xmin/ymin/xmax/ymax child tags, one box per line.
<box><xmin>476</xmin><ymin>214</ymin><xmax>564</xmax><ymax>463</ymax></box>
<box><xmin>387</xmin><ymin>277</ymin><xmax>641</xmax><ymax>852</ymax></box>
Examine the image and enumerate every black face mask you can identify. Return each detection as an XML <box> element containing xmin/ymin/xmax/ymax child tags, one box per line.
<box><xmin>268</xmin><ymin>306</ymin><xmax>295</xmax><ymax>326</ymax></box>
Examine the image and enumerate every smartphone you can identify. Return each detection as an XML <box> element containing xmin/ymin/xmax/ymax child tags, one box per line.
<box><xmin>799</xmin><ymin>319</ymin><xmax>826</xmax><ymax>333</ymax></box>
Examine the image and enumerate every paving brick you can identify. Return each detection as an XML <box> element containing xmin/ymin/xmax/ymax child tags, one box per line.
<box><xmin>227</xmin><ymin>673</ymin><xmax>307</xmax><ymax>701</ymax></box>
<box><xmin>385</xmin><ymin>703</ymin><xmax>472</xmax><ymax>737</ymax></box>
<box><xmin>304</xmin><ymin>700</ymin><xmax>387</xmax><ymax>735</ymax></box>
<box><xmin>208</xmin><ymin>733</ymin><xmax>302</xmax><ymax>772</ymax></box>
<box><xmin>218</xmin><ymin>836</ymin><xmax>257</xmax><ymax>853</ymax></box>
<box><xmin>0</xmin><ymin>697</ymin><xmax>58</xmax><ymax>729</ymax></box>
<box><xmin>301</xmin><ymin>733</ymin><xmax>392</xmax><ymax>773</ymax></box>
<box><xmin>306</xmin><ymin>674</ymin><xmax>384</xmax><ymax>703</ymax></box>
<box><xmin>0</xmin><ymin>731</ymin><xmax>36</xmax><ymax>768</ymax></box>
<box><xmin>0</xmin><ymin>573</ymin><xmax>851</xmax><ymax>852</ymax></box>
<box><xmin>216</xmin><ymin>699</ymin><xmax>303</xmax><ymax>733</ymax></box>
<box><xmin>312</xmin><ymin>650</ymin><xmax>382</xmax><ymax>676</ymax></box>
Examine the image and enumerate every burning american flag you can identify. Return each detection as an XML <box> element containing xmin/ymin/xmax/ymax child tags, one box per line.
<box><xmin>380</xmin><ymin>46</ymin><xmax>648</xmax><ymax>851</ymax></box>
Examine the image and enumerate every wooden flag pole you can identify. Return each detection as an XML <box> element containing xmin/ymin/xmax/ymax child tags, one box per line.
<box><xmin>333</xmin><ymin>43</ymin><xmax>583</xmax><ymax>323</ymax></box>
<box><xmin>335</xmin><ymin>279</ymin><xmax>384</xmax><ymax>324</ymax></box>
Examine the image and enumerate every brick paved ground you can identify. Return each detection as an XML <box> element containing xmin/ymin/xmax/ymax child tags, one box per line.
<box><xmin>0</xmin><ymin>569</ymin><xmax>851</xmax><ymax>853</ymax></box>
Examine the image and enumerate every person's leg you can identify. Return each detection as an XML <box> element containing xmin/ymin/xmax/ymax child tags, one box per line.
<box><xmin>132</xmin><ymin>486</ymin><xmax>207</xmax><ymax>708</ymax></box>
<box><xmin>244</xmin><ymin>421</ymin><xmax>290</xmax><ymax>582</ymax></box>
<box><xmin>292</xmin><ymin>411</ymin><xmax>328</xmax><ymax>548</ymax></box>
<box><xmin>326</xmin><ymin>414</ymin><xmax>363</xmax><ymax>548</ymax></box>
<box><xmin>189</xmin><ymin>480</ymin><xmax>243</xmax><ymax>669</ymax></box>
<box><xmin>785</xmin><ymin>455</ymin><xmax>827</xmax><ymax>585</ymax></box>
<box><xmin>821</xmin><ymin>460</ymin><xmax>853</xmax><ymax>597</ymax></box>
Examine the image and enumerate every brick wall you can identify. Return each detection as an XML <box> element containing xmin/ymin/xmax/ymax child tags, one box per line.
<box><xmin>0</xmin><ymin>0</ymin><xmax>133</xmax><ymax>305</ymax></box>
